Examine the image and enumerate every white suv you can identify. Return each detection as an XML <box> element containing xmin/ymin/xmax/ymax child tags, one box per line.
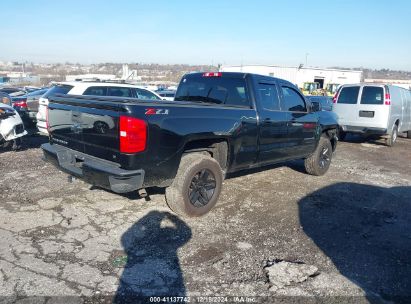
<box><xmin>36</xmin><ymin>82</ymin><xmax>163</xmax><ymax>134</ymax></box>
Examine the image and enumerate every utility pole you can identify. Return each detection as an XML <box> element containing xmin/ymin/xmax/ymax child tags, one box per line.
<box><xmin>305</xmin><ymin>53</ymin><xmax>309</xmax><ymax>67</ymax></box>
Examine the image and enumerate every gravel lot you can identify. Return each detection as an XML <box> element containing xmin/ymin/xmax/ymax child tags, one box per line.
<box><xmin>0</xmin><ymin>132</ymin><xmax>410</xmax><ymax>303</ymax></box>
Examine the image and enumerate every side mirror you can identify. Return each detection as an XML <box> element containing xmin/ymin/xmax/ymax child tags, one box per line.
<box><xmin>310</xmin><ymin>101</ymin><xmax>321</xmax><ymax>112</ymax></box>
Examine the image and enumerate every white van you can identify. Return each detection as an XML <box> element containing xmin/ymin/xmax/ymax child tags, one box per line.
<box><xmin>333</xmin><ymin>84</ymin><xmax>411</xmax><ymax>146</ymax></box>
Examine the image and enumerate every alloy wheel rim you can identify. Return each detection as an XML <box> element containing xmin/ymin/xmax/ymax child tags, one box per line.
<box><xmin>188</xmin><ymin>169</ymin><xmax>216</xmax><ymax>207</ymax></box>
<box><xmin>319</xmin><ymin>146</ymin><xmax>331</xmax><ymax>168</ymax></box>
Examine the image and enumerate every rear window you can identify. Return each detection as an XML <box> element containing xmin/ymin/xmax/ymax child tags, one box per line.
<box><xmin>107</xmin><ymin>87</ymin><xmax>133</xmax><ymax>98</ymax></box>
<box><xmin>360</xmin><ymin>86</ymin><xmax>384</xmax><ymax>105</ymax></box>
<box><xmin>44</xmin><ymin>85</ymin><xmax>73</xmax><ymax>97</ymax></box>
<box><xmin>175</xmin><ymin>75</ymin><xmax>250</xmax><ymax>108</ymax></box>
<box><xmin>83</xmin><ymin>86</ymin><xmax>107</xmax><ymax>96</ymax></box>
<box><xmin>337</xmin><ymin>86</ymin><xmax>360</xmax><ymax>104</ymax></box>
<box><xmin>135</xmin><ymin>88</ymin><xmax>161</xmax><ymax>100</ymax></box>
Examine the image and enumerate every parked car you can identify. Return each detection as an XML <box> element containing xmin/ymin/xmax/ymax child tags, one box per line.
<box><xmin>24</xmin><ymin>88</ymin><xmax>49</xmax><ymax>124</ymax></box>
<box><xmin>0</xmin><ymin>87</ymin><xmax>22</xmax><ymax>95</ymax></box>
<box><xmin>42</xmin><ymin>72</ymin><xmax>338</xmax><ymax>217</ymax></box>
<box><xmin>36</xmin><ymin>82</ymin><xmax>163</xmax><ymax>134</ymax></box>
<box><xmin>307</xmin><ymin>96</ymin><xmax>333</xmax><ymax>111</ymax></box>
<box><xmin>0</xmin><ymin>103</ymin><xmax>27</xmax><ymax>150</ymax></box>
<box><xmin>333</xmin><ymin>84</ymin><xmax>411</xmax><ymax>145</ymax></box>
<box><xmin>156</xmin><ymin>90</ymin><xmax>176</xmax><ymax>101</ymax></box>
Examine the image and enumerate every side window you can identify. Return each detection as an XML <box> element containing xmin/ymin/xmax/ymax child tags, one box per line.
<box><xmin>257</xmin><ymin>83</ymin><xmax>280</xmax><ymax>111</ymax></box>
<box><xmin>136</xmin><ymin>88</ymin><xmax>161</xmax><ymax>100</ymax></box>
<box><xmin>83</xmin><ymin>86</ymin><xmax>107</xmax><ymax>96</ymax></box>
<box><xmin>107</xmin><ymin>87</ymin><xmax>133</xmax><ymax>98</ymax></box>
<box><xmin>281</xmin><ymin>86</ymin><xmax>307</xmax><ymax>112</ymax></box>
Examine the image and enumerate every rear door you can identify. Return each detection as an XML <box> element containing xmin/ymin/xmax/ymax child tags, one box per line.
<box><xmin>332</xmin><ymin>85</ymin><xmax>361</xmax><ymax>127</ymax></box>
<box><xmin>358</xmin><ymin>85</ymin><xmax>387</xmax><ymax>129</ymax></box>
<box><xmin>255</xmin><ymin>80</ymin><xmax>289</xmax><ymax>163</ymax></box>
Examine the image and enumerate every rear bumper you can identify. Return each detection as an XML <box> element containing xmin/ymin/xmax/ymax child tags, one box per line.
<box><xmin>41</xmin><ymin>143</ymin><xmax>144</xmax><ymax>193</ymax></box>
<box><xmin>340</xmin><ymin>125</ymin><xmax>387</xmax><ymax>135</ymax></box>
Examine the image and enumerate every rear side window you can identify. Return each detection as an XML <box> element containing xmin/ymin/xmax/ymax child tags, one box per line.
<box><xmin>107</xmin><ymin>87</ymin><xmax>133</xmax><ymax>97</ymax></box>
<box><xmin>281</xmin><ymin>86</ymin><xmax>307</xmax><ymax>112</ymax></box>
<box><xmin>175</xmin><ymin>75</ymin><xmax>250</xmax><ymax>108</ymax></box>
<box><xmin>338</xmin><ymin>86</ymin><xmax>360</xmax><ymax>104</ymax></box>
<box><xmin>83</xmin><ymin>86</ymin><xmax>107</xmax><ymax>96</ymax></box>
<box><xmin>44</xmin><ymin>85</ymin><xmax>73</xmax><ymax>97</ymax></box>
<box><xmin>136</xmin><ymin>88</ymin><xmax>161</xmax><ymax>100</ymax></box>
<box><xmin>360</xmin><ymin>86</ymin><xmax>384</xmax><ymax>105</ymax></box>
<box><xmin>257</xmin><ymin>83</ymin><xmax>280</xmax><ymax>111</ymax></box>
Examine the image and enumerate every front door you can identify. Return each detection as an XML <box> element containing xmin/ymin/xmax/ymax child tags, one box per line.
<box><xmin>279</xmin><ymin>83</ymin><xmax>319</xmax><ymax>158</ymax></box>
<box><xmin>255</xmin><ymin>81</ymin><xmax>290</xmax><ymax>164</ymax></box>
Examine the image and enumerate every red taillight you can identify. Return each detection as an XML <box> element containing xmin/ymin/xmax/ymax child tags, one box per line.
<box><xmin>332</xmin><ymin>88</ymin><xmax>341</xmax><ymax>103</ymax></box>
<box><xmin>203</xmin><ymin>72</ymin><xmax>222</xmax><ymax>77</ymax></box>
<box><xmin>384</xmin><ymin>93</ymin><xmax>391</xmax><ymax>105</ymax></box>
<box><xmin>332</xmin><ymin>93</ymin><xmax>338</xmax><ymax>103</ymax></box>
<box><xmin>119</xmin><ymin>116</ymin><xmax>147</xmax><ymax>153</ymax></box>
<box><xmin>13</xmin><ymin>100</ymin><xmax>28</xmax><ymax>108</ymax></box>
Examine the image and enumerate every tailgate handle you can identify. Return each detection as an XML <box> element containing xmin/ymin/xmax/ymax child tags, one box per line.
<box><xmin>359</xmin><ymin>111</ymin><xmax>374</xmax><ymax>118</ymax></box>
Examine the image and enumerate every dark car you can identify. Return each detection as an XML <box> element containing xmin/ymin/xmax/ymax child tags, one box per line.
<box><xmin>42</xmin><ymin>72</ymin><xmax>338</xmax><ymax>217</ymax></box>
<box><xmin>11</xmin><ymin>88</ymin><xmax>48</xmax><ymax>126</ymax></box>
<box><xmin>0</xmin><ymin>87</ymin><xmax>22</xmax><ymax>95</ymax></box>
<box><xmin>306</xmin><ymin>96</ymin><xmax>333</xmax><ymax>111</ymax></box>
<box><xmin>25</xmin><ymin>88</ymin><xmax>49</xmax><ymax>123</ymax></box>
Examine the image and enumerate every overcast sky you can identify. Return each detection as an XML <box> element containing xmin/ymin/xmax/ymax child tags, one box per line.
<box><xmin>1</xmin><ymin>0</ymin><xmax>411</xmax><ymax>70</ymax></box>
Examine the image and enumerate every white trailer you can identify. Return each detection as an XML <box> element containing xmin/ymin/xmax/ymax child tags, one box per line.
<box><xmin>220</xmin><ymin>65</ymin><xmax>363</xmax><ymax>90</ymax></box>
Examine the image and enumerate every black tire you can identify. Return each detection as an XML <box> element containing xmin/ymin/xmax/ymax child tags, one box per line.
<box><xmin>386</xmin><ymin>124</ymin><xmax>398</xmax><ymax>147</ymax></box>
<box><xmin>407</xmin><ymin>131</ymin><xmax>411</xmax><ymax>139</ymax></box>
<box><xmin>11</xmin><ymin>138</ymin><xmax>22</xmax><ymax>150</ymax></box>
<box><xmin>165</xmin><ymin>153</ymin><xmax>223</xmax><ymax>217</ymax></box>
<box><xmin>304</xmin><ymin>135</ymin><xmax>333</xmax><ymax>176</ymax></box>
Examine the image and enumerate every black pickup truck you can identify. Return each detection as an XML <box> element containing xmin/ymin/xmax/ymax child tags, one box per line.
<box><xmin>41</xmin><ymin>72</ymin><xmax>338</xmax><ymax>216</ymax></box>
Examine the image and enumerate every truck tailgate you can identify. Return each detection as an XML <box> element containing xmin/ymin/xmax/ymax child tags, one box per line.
<box><xmin>48</xmin><ymin>95</ymin><xmax>122</xmax><ymax>163</ymax></box>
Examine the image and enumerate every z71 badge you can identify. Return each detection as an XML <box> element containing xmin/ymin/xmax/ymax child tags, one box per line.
<box><xmin>145</xmin><ymin>108</ymin><xmax>169</xmax><ymax>115</ymax></box>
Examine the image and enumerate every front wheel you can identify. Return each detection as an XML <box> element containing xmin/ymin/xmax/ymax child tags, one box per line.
<box><xmin>304</xmin><ymin>136</ymin><xmax>333</xmax><ymax>176</ymax></box>
<box><xmin>165</xmin><ymin>153</ymin><xmax>223</xmax><ymax>217</ymax></box>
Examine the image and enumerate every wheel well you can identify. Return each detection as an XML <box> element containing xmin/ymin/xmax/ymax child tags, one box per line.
<box><xmin>323</xmin><ymin>128</ymin><xmax>337</xmax><ymax>152</ymax></box>
<box><xmin>183</xmin><ymin>139</ymin><xmax>228</xmax><ymax>171</ymax></box>
<box><xmin>395</xmin><ymin>119</ymin><xmax>400</xmax><ymax>126</ymax></box>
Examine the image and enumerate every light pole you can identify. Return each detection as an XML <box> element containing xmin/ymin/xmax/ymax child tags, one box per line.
<box><xmin>305</xmin><ymin>53</ymin><xmax>309</xmax><ymax>67</ymax></box>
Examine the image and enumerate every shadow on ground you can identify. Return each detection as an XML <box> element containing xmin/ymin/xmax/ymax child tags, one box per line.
<box><xmin>299</xmin><ymin>183</ymin><xmax>411</xmax><ymax>303</ymax></box>
<box><xmin>115</xmin><ymin>211</ymin><xmax>191</xmax><ymax>303</ymax></box>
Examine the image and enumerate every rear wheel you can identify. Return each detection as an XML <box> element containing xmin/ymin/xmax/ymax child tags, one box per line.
<box><xmin>386</xmin><ymin>124</ymin><xmax>398</xmax><ymax>147</ymax></box>
<box><xmin>165</xmin><ymin>153</ymin><xmax>223</xmax><ymax>217</ymax></box>
<box><xmin>304</xmin><ymin>135</ymin><xmax>333</xmax><ymax>176</ymax></box>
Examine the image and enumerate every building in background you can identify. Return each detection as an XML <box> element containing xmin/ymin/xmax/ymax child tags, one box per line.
<box><xmin>364</xmin><ymin>79</ymin><xmax>411</xmax><ymax>90</ymax></box>
<box><xmin>220</xmin><ymin>65</ymin><xmax>363</xmax><ymax>95</ymax></box>
<box><xmin>65</xmin><ymin>74</ymin><xmax>116</xmax><ymax>82</ymax></box>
